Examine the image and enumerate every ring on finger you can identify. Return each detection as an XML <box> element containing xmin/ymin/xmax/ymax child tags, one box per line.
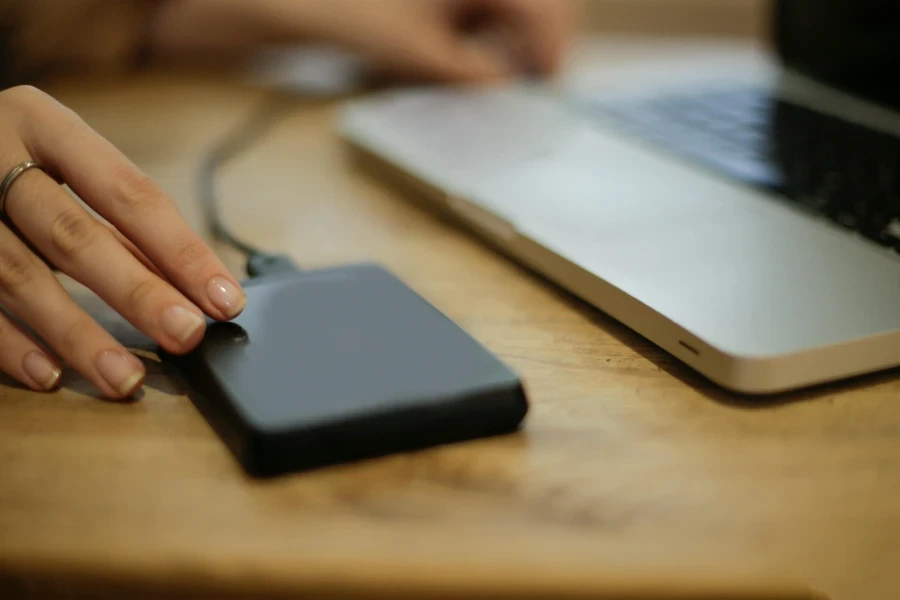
<box><xmin>0</xmin><ymin>161</ymin><xmax>47</xmax><ymax>215</ymax></box>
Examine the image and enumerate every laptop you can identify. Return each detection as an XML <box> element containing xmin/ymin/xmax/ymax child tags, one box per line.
<box><xmin>337</xmin><ymin>1</ymin><xmax>900</xmax><ymax>395</ymax></box>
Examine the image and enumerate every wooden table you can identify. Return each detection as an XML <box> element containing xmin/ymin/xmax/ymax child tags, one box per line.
<box><xmin>2</xmin><ymin>9</ymin><xmax>900</xmax><ymax>600</ymax></box>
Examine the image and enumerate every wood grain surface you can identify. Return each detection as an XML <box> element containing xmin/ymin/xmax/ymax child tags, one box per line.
<box><xmin>1</xmin><ymin>6</ymin><xmax>899</xmax><ymax>600</ymax></box>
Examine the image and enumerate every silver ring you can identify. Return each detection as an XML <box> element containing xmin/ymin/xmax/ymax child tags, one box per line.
<box><xmin>0</xmin><ymin>161</ymin><xmax>46</xmax><ymax>215</ymax></box>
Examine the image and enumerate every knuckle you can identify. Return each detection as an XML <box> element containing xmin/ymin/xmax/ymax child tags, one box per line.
<box><xmin>0</xmin><ymin>85</ymin><xmax>46</xmax><ymax>109</ymax></box>
<box><xmin>59</xmin><ymin>317</ymin><xmax>96</xmax><ymax>355</ymax></box>
<box><xmin>173</xmin><ymin>237</ymin><xmax>211</xmax><ymax>270</ymax></box>
<box><xmin>0</xmin><ymin>86</ymin><xmax>82</xmax><ymax>147</ymax></box>
<box><xmin>0</xmin><ymin>86</ymin><xmax>52</xmax><ymax>126</ymax></box>
<box><xmin>0</xmin><ymin>246</ymin><xmax>36</xmax><ymax>294</ymax></box>
<box><xmin>49</xmin><ymin>210</ymin><xmax>100</xmax><ymax>259</ymax></box>
<box><xmin>126</xmin><ymin>278</ymin><xmax>160</xmax><ymax>314</ymax></box>
<box><xmin>112</xmin><ymin>166</ymin><xmax>167</xmax><ymax>212</ymax></box>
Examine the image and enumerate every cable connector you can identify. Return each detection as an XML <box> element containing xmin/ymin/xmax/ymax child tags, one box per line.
<box><xmin>246</xmin><ymin>253</ymin><xmax>302</xmax><ymax>279</ymax></box>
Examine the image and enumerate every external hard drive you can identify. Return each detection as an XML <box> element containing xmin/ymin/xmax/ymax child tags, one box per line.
<box><xmin>162</xmin><ymin>264</ymin><xmax>528</xmax><ymax>477</ymax></box>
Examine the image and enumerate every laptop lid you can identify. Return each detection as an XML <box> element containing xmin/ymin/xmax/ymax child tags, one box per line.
<box><xmin>774</xmin><ymin>0</ymin><xmax>900</xmax><ymax>108</ymax></box>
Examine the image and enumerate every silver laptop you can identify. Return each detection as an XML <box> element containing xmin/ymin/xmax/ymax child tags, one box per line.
<box><xmin>338</xmin><ymin>1</ymin><xmax>900</xmax><ymax>395</ymax></box>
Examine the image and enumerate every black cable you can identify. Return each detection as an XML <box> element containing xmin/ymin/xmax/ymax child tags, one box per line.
<box><xmin>197</xmin><ymin>94</ymin><xmax>302</xmax><ymax>278</ymax></box>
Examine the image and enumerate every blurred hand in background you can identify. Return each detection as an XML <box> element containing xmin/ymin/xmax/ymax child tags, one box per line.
<box><xmin>5</xmin><ymin>0</ymin><xmax>575</xmax><ymax>85</ymax></box>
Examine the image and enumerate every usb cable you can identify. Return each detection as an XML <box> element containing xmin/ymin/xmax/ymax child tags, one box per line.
<box><xmin>197</xmin><ymin>94</ymin><xmax>302</xmax><ymax>279</ymax></box>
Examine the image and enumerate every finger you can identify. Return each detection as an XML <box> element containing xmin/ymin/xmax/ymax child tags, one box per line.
<box><xmin>337</xmin><ymin>4</ymin><xmax>511</xmax><ymax>83</ymax></box>
<box><xmin>366</xmin><ymin>37</ymin><xmax>509</xmax><ymax>83</ymax></box>
<box><xmin>409</xmin><ymin>25</ymin><xmax>511</xmax><ymax>83</ymax></box>
<box><xmin>0</xmin><ymin>308</ymin><xmax>61</xmax><ymax>392</ymax></box>
<box><xmin>4</xmin><ymin>169</ymin><xmax>207</xmax><ymax>356</ymax></box>
<box><xmin>16</xmin><ymin>87</ymin><xmax>246</xmax><ymax>322</ymax></box>
<box><xmin>104</xmin><ymin>222</ymin><xmax>168</xmax><ymax>281</ymax></box>
<box><xmin>419</xmin><ymin>9</ymin><xmax>517</xmax><ymax>83</ymax></box>
<box><xmin>492</xmin><ymin>0</ymin><xmax>574</xmax><ymax>75</ymax></box>
<box><xmin>0</xmin><ymin>223</ymin><xmax>145</xmax><ymax>399</ymax></box>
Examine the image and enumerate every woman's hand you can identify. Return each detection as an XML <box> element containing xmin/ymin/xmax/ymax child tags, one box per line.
<box><xmin>151</xmin><ymin>0</ymin><xmax>575</xmax><ymax>82</ymax></box>
<box><xmin>0</xmin><ymin>86</ymin><xmax>246</xmax><ymax>399</ymax></box>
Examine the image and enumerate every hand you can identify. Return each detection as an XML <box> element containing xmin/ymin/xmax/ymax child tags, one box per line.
<box><xmin>0</xmin><ymin>86</ymin><xmax>247</xmax><ymax>399</ymax></box>
<box><xmin>151</xmin><ymin>0</ymin><xmax>575</xmax><ymax>83</ymax></box>
<box><xmin>295</xmin><ymin>0</ymin><xmax>576</xmax><ymax>81</ymax></box>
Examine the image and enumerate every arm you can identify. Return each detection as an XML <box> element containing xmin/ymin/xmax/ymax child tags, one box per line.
<box><xmin>1</xmin><ymin>0</ymin><xmax>574</xmax><ymax>86</ymax></box>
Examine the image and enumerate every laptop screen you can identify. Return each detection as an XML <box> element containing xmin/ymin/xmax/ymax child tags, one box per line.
<box><xmin>775</xmin><ymin>0</ymin><xmax>900</xmax><ymax>107</ymax></box>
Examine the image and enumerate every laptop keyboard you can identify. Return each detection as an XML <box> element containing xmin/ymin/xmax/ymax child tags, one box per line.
<box><xmin>583</xmin><ymin>88</ymin><xmax>900</xmax><ymax>251</ymax></box>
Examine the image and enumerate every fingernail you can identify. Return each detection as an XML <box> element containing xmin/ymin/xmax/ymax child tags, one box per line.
<box><xmin>97</xmin><ymin>350</ymin><xmax>144</xmax><ymax>397</ymax></box>
<box><xmin>207</xmin><ymin>277</ymin><xmax>246</xmax><ymax>319</ymax></box>
<box><xmin>161</xmin><ymin>306</ymin><xmax>205</xmax><ymax>345</ymax></box>
<box><xmin>22</xmin><ymin>351</ymin><xmax>61</xmax><ymax>391</ymax></box>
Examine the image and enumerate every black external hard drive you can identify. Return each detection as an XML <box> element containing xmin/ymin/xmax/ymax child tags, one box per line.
<box><xmin>162</xmin><ymin>264</ymin><xmax>528</xmax><ymax>477</ymax></box>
